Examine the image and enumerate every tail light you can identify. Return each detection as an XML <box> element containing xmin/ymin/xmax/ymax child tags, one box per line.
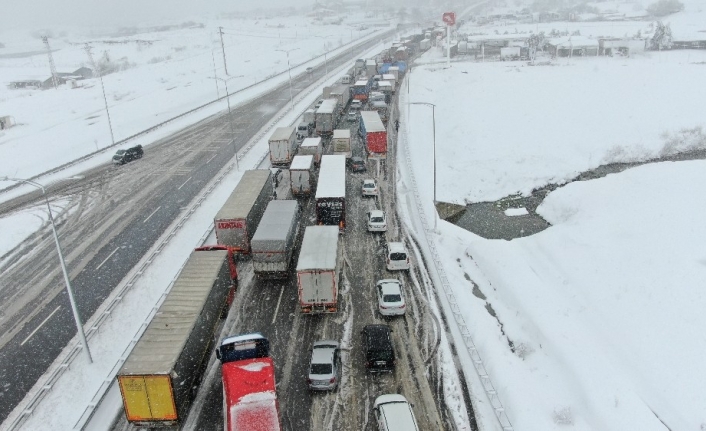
<box><xmin>329</xmin><ymin>377</ymin><xmax>336</xmax><ymax>383</ymax></box>
<box><xmin>307</xmin><ymin>378</ymin><xmax>312</xmax><ymax>384</ymax></box>
<box><xmin>380</xmin><ymin>305</ymin><xmax>388</xmax><ymax>309</ymax></box>
<box><xmin>400</xmin><ymin>303</ymin><xmax>406</xmax><ymax>308</ymax></box>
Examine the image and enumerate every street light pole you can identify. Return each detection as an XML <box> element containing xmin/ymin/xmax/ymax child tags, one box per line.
<box><xmin>1</xmin><ymin>176</ymin><xmax>92</xmax><ymax>363</ymax></box>
<box><xmin>408</xmin><ymin>102</ymin><xmax>437</xmax><ymax>229</ymax></box>
<box><xmin>276</xmin><ymin>48</ymin><xmax>299</xmax><ymax>111</ymax></box>
<box><xmin>213</xmin><ymin>77</ymin><xmax>239</xmax><ymax>171</ymax></box>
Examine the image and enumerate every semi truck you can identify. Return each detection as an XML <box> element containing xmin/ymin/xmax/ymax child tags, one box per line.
<box><xmin>329</xmin><ymin>84</ymin><xmax>351</xmax><ymax>113</ymax></box>
<box><xmin>296</xmin><ymin>226</ymin><xmax>341</xmax><ymax>313</ymax></box>
<box><xmin>315</xmin><ymin>155</ymin><xmax>346</xmax><ymax>230</ymax></box>
<box><xmin>352</xmin><ymin>78</ymin><xmax>372</xmax><ymax>101</ymax></box>
<box><xmin>331</xmin><ymin>129</ymin><xmax>351</xmax><ymax>158</ymax></box>
<box><xmin>315</xmin><ymin>99</ymin><xmax>338</xmax><ymax>136</ymax></box>
<box><xmin>216</xmin><ymin>334</ymin><xmax>281</xmax><ymax>431</ymax></box>
<box><xmin>268</xmin><ymin>126</ymin><xmax>297</xmax><ymax>165</ymax></box>
<box><xmin>251</xmin><ymin>200</ymin><xmax>300</xmax><ymax>279</ymax></box>
<box><xmin>359</xmin><ymin>111</ymin><xmax>387</xmax><ymax>156</ymax></box>
<box><xmin>289</xmin><ymin>154</ymin><xmax>316</xmax><ymax>196</ymax></box>
<box><xmin>299</xmin><ymin>137</ymin><xmax>323</xmax><ymax>165</ymax></box>
<box><xmin>215</xmin><ymin>170</ymin><xmax>273</xmax><ymax>253</ymax></box>
<box><xmin>117</xmin><ymin>247</ymin><xmax>237</xmax><ymax>427</ymax></box>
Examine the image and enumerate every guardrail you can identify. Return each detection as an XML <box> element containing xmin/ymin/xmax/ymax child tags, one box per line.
<box><xmin>397</xmin><ymin>75</ymin><xmax>514</xmax><ymax>430</ymax></box>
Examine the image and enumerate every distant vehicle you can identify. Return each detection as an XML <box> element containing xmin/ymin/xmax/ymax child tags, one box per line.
<box><xmin>290</xmin><ymin>154</ymin><xmax>316</xmax><ymax>196</ymax></box>
<box><xmin>367</xmin><ymin>210</ymin><xmax>387</xmax><ymax>232</ymax></box>
<box><xmin>299</xmin><ymin>137</ymin><xmax>323</xmax><ymax>165</ymax></box>
<box><xmin>362</xmin><ymin>324</ymin><xmax>395</xmax><ymax>373</ymax></box>
<box><xmin>341</xmin><ymin>74</ymin><xmax>352</xmax><ymax>84</ymax></box>
<box><xmin>268</xmin><ymin>126</ymin><xmax>298</xmax><ymax>166</ymax></box>
<box><xmin>373</xmin><ymin>394</ymin><xmax>420</xmax><ymax>431</ymax></box>
<box><xmin>112</xmin><ymin>145</ymin><xmax>143</xmax><ymax>165</ymax></box>
<box><xmin>348</xmin><ymin>109</ymin><xmax>358</xmax><ymax>121</ymax></box>
<box><xmin>359</xmin><ymin>111</ymin><xmax>387</xmax><ymax>156</ymax></box>
<box><xmin>376</xmin><ymin>279</ymin><xmax>406</xmax><ymax>316</ymax></box>
<box><xmin>307</xmin><ymin>341</ymin><xmax>341</xmax><ymax>390</ymax></box>
<box><xmin>386</xmin><ymin>242</ymin><xmax>410</xmax><ymax>271</ymax></box>
<box><xmin>347</xmin><ymin>156</ymin><xmax>366</xmax><ymax>173</ymax></box>
<box><xmin>350</xmin><ymin>100</ymin><xmax>363</xmax><ymax>110</ymax></box>
<box><xmin>303</xmin><ymin>109</ymin><xmax>316</xmax><ymax>128</ymax></box>
<box><xmin>306</xmin><ymin>66</ymin><xmax>314</xmax><ymax>75</ymax></box>
<box><xmin>332</xmin><ymin>129</ymin><xmax>352</xmax><ymax>159</ymax></box>
<box><xmin>216</xmin><ymin>334</ymin><xmax>282</xmax><ymax>431</ymax></box>
<box><xmin>296</xmin><ymin>122</ymin><xmax>311</xmax><ymax>141</ymax></box>
<box><xmin>315</xmin><ymin>99</ymin><xmax>338</xmax><ymax>136</ymax></box>
<box><xmin>315</xmin><ymin>99</ymin><xmax>324</xmax><ymax>109</ymax></box>
<box><xmin>362</xmin><ymin>179</ymin><xmax>378</xmax><ymax>197</ymax></box>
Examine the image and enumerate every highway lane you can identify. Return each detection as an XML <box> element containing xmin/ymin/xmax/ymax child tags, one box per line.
<box><xmin>0</xmin><ymin>32</ymin><xmax>397</xmax><ymax>424</ymax></box>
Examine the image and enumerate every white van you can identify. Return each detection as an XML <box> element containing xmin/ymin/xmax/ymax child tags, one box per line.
<box><xmin>386</xmin><ymin>242</ymin><xmax>410</xmax><ymax>271</ymax></box>
<box><xmin>341</xmin><ymin>74</ymin><xmax>352</xmax><ymax>84</ymax></box>
<box><xmin>373</xmin><ymin>394</ymin><xmax>419</xmax><ymax>431</ymax></box>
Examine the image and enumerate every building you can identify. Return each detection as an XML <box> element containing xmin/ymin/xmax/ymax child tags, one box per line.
<box><xmin>546</xmin><ymin>36</ymin><xmax>599</xmax><ymax>57</ymax></box>
<box><xmin>599</xmin><ymin>38</ymin><xmax>646</xmax><ymax>56</ymax></box>
<box><xmin>7</xmin><ymin>80</ymin><xmax>43</xmax><ymax>89</ymax></box>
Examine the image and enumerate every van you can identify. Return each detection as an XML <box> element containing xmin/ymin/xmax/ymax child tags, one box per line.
<box><xmin>297</xmin><ymin>122</ymin><xmax>311</xmax><ymax>140</ymax></box>
<box><xmin>386</xmin><ymin>242</ymin><xmax>410</xmax><ymax>271</ymax></box>
<box><xmin>362</xmin><ymin>325</ymin><xmax>395</xmax><ymax>372</ymax></box>
<box><xmin>373</xmin><ymin>394</ymin><xmax>420</xmax><ymax>431</ymax></box>
<box><xmin>341</xmin><ymin>74</ymin><xmax>352</xmax><ymax>84</ymax></box>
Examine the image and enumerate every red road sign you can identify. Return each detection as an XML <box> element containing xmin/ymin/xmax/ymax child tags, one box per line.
<box><xmin>442</xmin><ymin>12</ymin><xmax>456</xmax><ymax>26</ymax></box>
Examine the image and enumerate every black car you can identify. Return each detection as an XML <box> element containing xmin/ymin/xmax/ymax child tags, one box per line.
<box><xmin>362</xmin><ymin>324</ymin><xmax>395</xmax><ymax>372</ymax></box>
<box><xmin>113</xmin><ymin>145</ymin><xmax>143</xmax><ymax>165</ymax></box>
<box><xmin>347</xmin><ymin>156</ymin><xmax>366</xmax><ymax>173</ymax></box>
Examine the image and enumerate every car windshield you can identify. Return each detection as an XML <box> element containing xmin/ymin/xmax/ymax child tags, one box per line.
<box><xmin>390</xmin><ymin>252</ymin><xmax>407</xmax><ymax>260</ymax></box>
<box><xmin>371</xmin><ymin>216</ymin><xmax>384</xmax><ymax>223</ymax></box>
<box><xmin>311</xmin><ymin>363</ymin><xmax>333</xmax><ymax>375</ymax></box>
<box><xmin>363</xmin><ymin>183</ymin><xmax>374</xmax><ymax>188</ymax></box>
<box><xmin>368</xmin><ymin>350</ymin><xmax>394</xmax><ymax>361</ymax></box>
<box><xmin>115</xmin><ymin>150</ymin><xmax>125</xmax><ymax>155</ymax></box>
<box><xmin>383</xmin><ymin>294</ymin><xmax>402</xmax><ymax>303</ymax></box>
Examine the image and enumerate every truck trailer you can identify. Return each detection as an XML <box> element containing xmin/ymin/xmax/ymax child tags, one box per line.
<box><xmin>352</xmin><ymin>78</ymin><xmax>372</xmax><ymax>101</ymax></box>
<box><xmin>315</xmin><ymin>155</ymin><xmax>346</xmax><ymax>230</ymax></box>
<box><xmin>365</xmin><ymin>59</ymin><xmax>377</xmax><ymax>76</ymax></box>
<box><xmin>215</xmin><ymin>170</ymin><xmax>273</xmax><ymax>253</ymax></box>
<box><xmin>268</xmin><ymin>126</ymin><xmax>297</xmax><ymax>165</ymax></box>
<box><xmin>331</xmin><ymin>129</ymin><xmax>351</xmax><ymax>158</ymax></box>
<box><xmin>359</xmin><ymin>111</ymin><xmax>387</xmax><ymax>156</ymax></box>
<box><xmin>290</xmin><ymin>154</ymin><xmax>316</xmax><ymax>196</ymax></box>
<box><xmin>299</xmin><ymin>137</ymin><xmax>323</xmax><ymax>165</ymax></box>
<box><xmin>117</xmin><ymin>247</ymin><xmax>236</xmax><ymax>427</ymax></box>
<box><xmin>296</xmin><ymin>226</ymin><xmax>341</xmax><ymax>313</ymax></box>
<box><xmin>315</xmin><ymin>99</ymin><xmax>338</xmax><ymax>136</ymax></box>
<box><xmin>251</xmin><ymin>200</ymin><xmax>301</xmax><ymax>279</ymax></box>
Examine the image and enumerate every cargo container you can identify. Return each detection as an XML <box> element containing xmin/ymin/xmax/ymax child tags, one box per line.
<box><xmin>377</xmin><ymin>81</ymin><xmax>393</xmax><ymax>96</ymax></box>
<box><xmin>329</xmin><ymin>84</ymin><xmax>351</xmax><ymax>113</ymax></box>
<box><xmin>366</xmin><ymin>59</ymin><xmax>377</xmax><ymax>76</ymax></box>
<box><xmin>388</xmin><ymin>66</ymin><xmax>400</xmax><ymax>80</ymax></box>
<box><xmin>382</xmin><ymin>74</ymin><xmax>396</xmax><ymax>89</ymax></box>
<box><xmin>215</xmin><ymin>170</ymin><xmax>273</xmax><ymax>253</ymax></box>
<box><xmin>332</xmin><ymin>129</ymin><xmax>351</xmax><ymax>158</ymax></box>
<box><xmin>370</xmin><ymin>100</ymin><xmax>389</xmax><ymax>123</ymax></box>
<box><xmin>117</xmin><ymin>247</ymin><xmax>235</xmax><ymax>427</ymax></box>
<box><xmin>296</xmin><ymin>226</ymin><xmax>341</xmax><ymax>313</ymax></box>
<box><xmin>303</xmin><ymin>109</ymin><xmax>316</xmax><ymax>128</ymax></box>
<box><xmin>315</xmin><ymin>155</ymin><xmax>346</xmax><ymax>230</ymax></box>
<box><xmin>299</xmin><ymin>137</ymin><xmax>323</xmax><ymax>165</ymax></box>
<box><xmin>352</xmin><ymin>77</ymin><xmax>372</xmax><ymax>101</ymax></box>
<box><xmin>251</xmin><ymin>200</ymin><xmax>300</xmax><ymax>279</ymax></box>
<box><xmin>216</xmin><ymin>334</ymin><xmax>281</xmax><ymax>431</ymax></box>
<box><xmin>268</xmin><ymin>126</ymin><xmax>297</xmax><ymax>165</ymax></box>
<box><xmin>315</xmin><ymin>99</ymin><xmax>338</xmax><ymax>136</ymax></box>
<box><xmin>290</xmin><ymin>154</ymin><xmax>316</xmax><ymax>196</ymax></box>
<box><xmin>359</xmin><ymin>111</ymin><xmax>387</xmax><ymax>155</ymax></box>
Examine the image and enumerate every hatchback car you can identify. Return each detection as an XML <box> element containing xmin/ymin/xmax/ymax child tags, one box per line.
<box><xmin>376</xmin><ymin>279</ymin><xmax>406</xmax><ymax>316</ymax></box>
<box><xmin>348</xmin><ymin>109</ymin><xmax>358</xmax><ymax>121</ymax></box>
<box><xmin>347</xmin><ymin>156</ymin><xmax>366</xmax><ymax>173</ymax></box>
<box><xmin>367</xmin><ymin>210</ymin><xmax>387</xmax><ymax>232</ymax></box>
<box><xmin>362</xmin><ymin>324</ymin><xmax>395</xmax><ymax>372</ymax></box>
<box><xmin>112</xmin><ymin>145</ymin><xmax>143</xmax><ymax>165</ymax></box>
<box><xmin>362</xmin><ymin>179</ymin><xmax>378</xmax><ymax>197</ymax></box>
<box><xmin>307</xmin><ymin>340</ymin><xmax>340</xmax><ymax>390</ymax></box>
<box><xmin>386</xmin><ymin>242</ymin><xmax>410</xmax><ymax>271</ymax></box>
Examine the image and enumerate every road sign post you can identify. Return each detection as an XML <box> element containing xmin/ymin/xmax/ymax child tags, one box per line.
<box><xmin>442</xmin><ymin>12</ymin><xmax>456</xmax><ymax>68</ymax></box>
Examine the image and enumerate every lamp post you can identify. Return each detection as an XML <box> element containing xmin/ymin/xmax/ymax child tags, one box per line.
<box><xmin>408</xmin><ymin>102</ymin><xmax>437</xmax><ymax>229</ymax></box>
<box><xmin>275</xmin><ymin>48</ymin><xmax>300</xmax><ymax>111</ymax></box>
<box><xmin>0</xmin><ymin>176</ymin><xmax>92</xmax><ymax>363</ymax></box>
<box><xmin>212</xmin><ymin>76</ymin><xmax>239</xmax><ymax>171</ymax></box>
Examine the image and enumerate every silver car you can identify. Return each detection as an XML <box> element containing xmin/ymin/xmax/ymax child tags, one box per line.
<box><xmin>307</xmin><ymin>340</ymin><xmax>340</xmax><ymax>390</ymax></box>
<box><xmin>376</xmin><ymin>279</ymin><xmax>406</xmax><ymax>316</ymax></box>
<box><xmin>367</xmin><ymin>210</ymin><xmax>387</xmax><ymax>232</ymax></box>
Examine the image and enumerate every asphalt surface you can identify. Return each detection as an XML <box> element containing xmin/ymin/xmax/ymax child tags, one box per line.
<box><xmin>0</xmin><ymin>33</ymin><xmax>397</xmax><ymax>425</ymax></box>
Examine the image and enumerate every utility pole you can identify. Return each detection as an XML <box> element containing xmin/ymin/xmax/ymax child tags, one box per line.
<box><xmin>84</xmin><ymin>44</ymin><xmax>115</xmax><ymax>146</ymax></box>
<box><xmin>211</xmin><ymin>50</ymin><xmax>220</xmax><ymax>99</ymax></box>
<box><xmin>219</xmin><ymin>27</ymin><xmax>229</xmax><ymax>76</ymax></box>
<box><xmin>42</xmin><ymin>36</ymin><xmax>59</xmax><ymax>90</ymax></box>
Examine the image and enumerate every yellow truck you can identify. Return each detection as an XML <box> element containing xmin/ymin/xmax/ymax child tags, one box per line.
<box><xmin>117</xmin><ymin>247</ymin><xmax>235</xmax><ymax>427</ymax></box>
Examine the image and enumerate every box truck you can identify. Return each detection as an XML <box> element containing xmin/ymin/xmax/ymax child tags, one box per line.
<box><xmin>296</xmin><ymin>226</ymin><xmax>341</xmax><ymax>313</ymax></box>
<box><xmin>215</xmin><ymin>170</ymin><xmax>273</xmax><ymax>253</ymax></box>
<box><xmin>268</xmin><ymin>126</ymin><xmax>297</xmax><ymax>165</ymax></box>
<box><xmin>359</xmin><ymin>111</ymin><xmax>387</xmax><ymax>155</ymax></box>
<box><xmin>251</xmin><ymin>200</ymin><xmax>300</xmax><ymax>279</ymax></box>
<box><xmin>299</xmin><ymin>137</ymin><xmax>323</xmax><ymax>165</ymax></box>
<box><xmin>315</xmin><ymin>99</ymin><xmax>338</xmax><ymax>136</ymax></box>
<box><xmin>332</xmin><ymin>129</ymin><xmax>351</xmax><ymax>158</ymax></box>
<box><xmin>290</xmin><ymin>154</ymin><xmax>316</xmax><ymax>196</ymax></box>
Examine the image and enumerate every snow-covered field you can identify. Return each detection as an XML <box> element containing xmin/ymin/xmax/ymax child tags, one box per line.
<box><xmin>400</xmin><ymin>8</ymin><xmax>706</xmax><ymax>431</ymax></box>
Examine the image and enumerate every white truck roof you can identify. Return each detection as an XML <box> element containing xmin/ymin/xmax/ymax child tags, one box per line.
<box><xmin>333</xmin><ymin>129</ymin><xmax>350</xmax><ymax>139</ymax></box>
<box><xmin>315</xmin><ymin>155</ymin><xmax>346</xmax><ymax>199</ymax></box>
<box><xmin>296</xmin><ymin>226</ymin><xmax>339</xmax><ymax>271</ymax></box>
<box><xmin>251</xmin><ymin>200</ymin><xmax>299</xmax><ymax>250</ymax></box>
<box><xmin>360</xmin><ymin>111</ymin><xmax>386</xmax><ymax>133</ymax></box>
<box><xmin>290</xmin><ymin>154</ymin><xmax>314</xmax><ymax>170</ymax></box>
<box><xmin>269</xmin><ymin>126</ymin><xmax>295</xmax><ymax>142</ymax></box>
<box><xmin>216</xmin><ymin>170</ymin><xmax>271</xmax><ymax>220</ymax></box>
<box><xmin>301</xmin><ymin>137</ymin><xmax>322</xmax><ymax>149</ymax></box>
<box><xmin>354</xmin><ymin>79</ymin><xmax>369</xmax><ymax>86</ymax></box>
<box><xmin>317</xmin><ymin>98</ymin><xmax>337</xmax><ymax>114</ymax></box>
<box><xmin>382</xmin><ymin>74</ymin><xmax>395</xmax><ymax>81</ymax></box>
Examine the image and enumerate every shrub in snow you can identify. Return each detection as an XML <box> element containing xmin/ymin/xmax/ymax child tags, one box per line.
<box><xmin>514</xmin><ymin>342</ymin><xmax>535</xmax><ymax>360</ymax></box>
<box><xmin>659</xmin><ymin>126</ymin><xmax>706</xmax><ymax>157</ymax></box>
<box><xmin>552</xmin><ymin>406</ymin><xmax>573</xmax><ymax>425</ymax></box>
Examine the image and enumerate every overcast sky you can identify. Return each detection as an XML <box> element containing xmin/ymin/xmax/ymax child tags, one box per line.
<box><xmin>1</xmin><ymin>0</ymin><xmax>315</xmax><ymax>33</ymax></box>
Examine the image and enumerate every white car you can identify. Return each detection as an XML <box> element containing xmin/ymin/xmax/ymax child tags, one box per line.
<box><xmin>376</xmin><ymin>279</ymin><xmax>406</xmax><ymax>316</ymax></box>
<box><xmin>362</xmin><ymin>179</ymin><xmax>378</xmax><ymax>197</ymax></box>
<box><xmin>386</xmin><ymin>242</ymin><xmax>410</xmax><ymax>271</ymax></box>
<box><xmin>307</xmin><ymin>341</ymin><xmax>340</xmax><ymax>390</ymax></box>
<box><xmin>367</xmin><ymin>210</ymin><xmax>387</xmax><ymax>232</ymax></box>
<box><xmin>348</xmin><ymin>109</ymin><xmax>358</xmax><ymax>121</ymax></box>
<box><xmin>350</xmin><ymin>100</ymin><xmax>362</xmax><ymax>110</ymax></box>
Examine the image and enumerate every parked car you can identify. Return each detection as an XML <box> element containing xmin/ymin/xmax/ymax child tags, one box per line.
<box><xmin>307</xmin><ymin>340</ymin><xmax>340</xmax><ymax>390</ymax></box>
<box><xmin>362</xmin><ymin>179</ymin><xmax>378</xmax><ymax>197</ymax></box>
<box><xmin>347</xmin><ymin>156</ymin><xmax>366</xmax><ymax>173</ymax></box>
<box><xmin>386</xmin><ymin>242</ymin><xmax>410</xmax><ymax>271</ymax></box>
<box><xmin>373</xmin><ymin>394</ymin><xmax>420</xmax><ymax>431</ymax></box>
<box><xmin>350</xmin><ymin>100</ymin><xmax>363</xmax><ymax>110</ymax></box>
<box><xmin>112</xmin><ymin>145</ymin><xmax>143</xmax><ymax>165</ymax></box>
<box><xmin>376</xmin><ymin>279</ymin><xmax>406</xmax><ymax>316</ymax></box>
<box><xmin>367</xmin><ymin>210</ymin><xmax>387</xmax><ymax>232</ymax></box>
<box><xmin>362</xmin><ymin>324</ymin><xmax>395</xmax><ymax>372</ymax></box>
<box><xmin>348</xmin><ymin>109</ymin><xmax>358</xmax><ymax>121</ymax></box>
